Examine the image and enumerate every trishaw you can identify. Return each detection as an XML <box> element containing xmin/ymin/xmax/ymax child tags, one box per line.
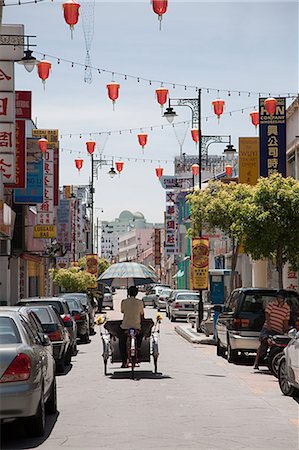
<box><xmin>100</xmin><ymin>317</ymin><xmax>161</xmax><ymax>379</ymax></box>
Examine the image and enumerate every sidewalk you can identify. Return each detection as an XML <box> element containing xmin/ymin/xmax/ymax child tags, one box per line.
<box><xmin>175</xmin><ymin>323</ymin><xmax>216</xmax><ymax>345</ymax></box>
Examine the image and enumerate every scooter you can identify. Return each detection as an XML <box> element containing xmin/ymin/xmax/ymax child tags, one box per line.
<box><xmin>267</xmin><ymin>334</ymin><xmax>292</xmax><ymax>378</ymax></box>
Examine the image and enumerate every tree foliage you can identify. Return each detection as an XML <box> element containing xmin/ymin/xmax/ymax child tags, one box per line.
<box><xmin>49</xmin><ymin>267</ymin><xmax>97</xmax><ymax>293</ymax></box>
<box><xmin>188</xmin><ymin>173</ymin><xmax>299</xmax><ymax>289</ymax></box>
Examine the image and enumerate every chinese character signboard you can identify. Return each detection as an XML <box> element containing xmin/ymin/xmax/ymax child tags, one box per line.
<box><xmin>36</xmin><ymin>149</ymin><xmax>54</xmax><ymax>227</ymax></box>
<box><xmin>0</xmin><ymin>61</ymin><xmax>15</xmax><ymax>184</ymax></box>
<box><xmin>239</xmin><ymin>137</ymin><xmax>259</xmax><ymax>185</ymax></box>
<box><xmin>165</xmin><ymin>190</ymin><xmax>179</xmax><ymax>255</ymax></box>
<box><xmin>57</xmin><ymin>198</ymin><xmax>71</xmax><ymax>247</ymax></box>
<box><xmin>14</xmin><ymin>138</ymin><xmax>44</xmax><ymax>203</ymax></box>
<box><xmin>16</xmin><ymin>91</ymin><xmax>32</xmax><ymax>119</ymax></box>
<box><xmin>259</xmin><ymin>97</ymin><xmax>286</xmax><ymax>177</ymax></box>
<box><xmin>160</xmin><ymin>175</ymin><xmax>193</xmax><ymax>190</ymax></box>
<box><xmin>154</xmin><ymin>228</ymin><xmax>161</xmax><ymax>266</ymax></box>
<box><xmin>6</xmin><ymin>120</ymin><xmax>26</xmax><ymax>188</ymax></box>
<box><xmin>33</xmin><ymin>225</ymin><xmax>56</xmax><ymax>239</ymax></box>
<box><xmin>191</xmin><ymin>238</ymin><xmax>209</xmax><ymax>290</ymax></box>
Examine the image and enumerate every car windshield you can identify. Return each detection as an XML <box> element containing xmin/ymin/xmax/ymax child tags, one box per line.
<box><xmin>65</xmin><ymin>298</ymin><xmax>82</xmax><ymax>312</ymax></box>
<box><xmin>176</xmin><ymin>294</ymin><xmax>199</xmax><ymax>301</ymax></box>
<box><xmin>20</xmin><ymin>301</ymin><xmax>64</xmax><ymax>314</ymax></box>
<box><xmin>29</xmin><ymin>307</ymin><xmax>53</xmax><ymax>324</ymax></box>
<box><xmin>0</xmin><ymin>317</ymin><xmax>21</xmax><ymax>344</ymax></box>
<box><xmin>161</xmin><ymin>289</ymin><xmax>171</xmax><ymax>295</ymax></box>
<box><xmin>241</xmin><ymin>294</ymin><xmax>276</xmax><ymax>313</ymax></box>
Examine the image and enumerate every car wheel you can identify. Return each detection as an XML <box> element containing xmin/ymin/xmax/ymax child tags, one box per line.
<box><xmin>227</xmin><ymin>342</ymin><xmax>238</xmax><ymax>363</ymax></box>
<box><xmin>81</xmin><ymin>332</ymin><xmax>90</xmax><ymax>344</ymax></box>
<box><xmin>65</xmin><ymin>348</ymin><xmax>72</xmax><ymax>366</ymax></box>
<box><xmin>25</xmin><ymin>391</ymin><xmax>46</xmax><ymax>437</ymax></box>
<box><xmin>216</xmin><ymin>338</ymin><xmax>225</xmax><ymax>357</ymax></box>
<box><xmin>45</xmin><ymin>378</ymin><xmax>57</xmax><ymax>415</ymax></box>
<box><xmin>278</xmin><ymin>357</ymin><xmax>295</xmax><ymax>396</ymax></box>
<box><xmin>72</xmin><ymin>342</ymin><xmax>77</xmax><ymax>355</ymax></box>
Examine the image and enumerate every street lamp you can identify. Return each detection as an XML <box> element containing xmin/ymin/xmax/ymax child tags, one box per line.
<box><xmin>163</xmin><ymin>91</ymin><xmax>204</xmax><ymax>331</ymax></box>
<box><xmin>17</xmin><ymin>36</ymin><xmax>39</xmax><ymax>73</ymax></box>
<box><xmin>108</xmin><ymin>166</ymin><xmax>117</xmax><ymax>178</ymax></box>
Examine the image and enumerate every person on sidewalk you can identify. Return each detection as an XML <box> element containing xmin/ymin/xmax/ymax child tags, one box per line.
<box><xmin>119</xmin><ymin>286</ymin><xmax>144</xmax><ymax>368</ymax></box>
<box><xmin>253</xmin><ymin>290</ymin><xmax>290</xmax><ymax>370</ymax></box>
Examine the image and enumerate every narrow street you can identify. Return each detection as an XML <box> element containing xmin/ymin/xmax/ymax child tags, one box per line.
<box><xmin>1</xmin><ymin>289</ymin><xmax>298</xmax><ymax>450</ymax></box>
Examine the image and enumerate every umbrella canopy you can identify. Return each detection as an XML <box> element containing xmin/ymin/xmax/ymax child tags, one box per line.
<box><xmin>98</xmin><ymin>262</ymin><xmax>158</xmax><ymax>287</ymax></box>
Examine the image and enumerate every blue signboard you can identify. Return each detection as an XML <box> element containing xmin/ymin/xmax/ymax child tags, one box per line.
<box><xmin>14</xmin><ymin>138</ymin><xmax>44</xmax><ymax>204</ymax></box>
<box><xmin>259</xmin><ymin>97</ymin><xmax>286</xmax><ymax>177</ymax></box>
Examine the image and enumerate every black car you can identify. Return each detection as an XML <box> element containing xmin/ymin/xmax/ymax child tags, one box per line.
<box><xmin>62</xmin><ymin>293</ymin><xmax>96</xmax><ymax>335</ymax></box>
<box><xmin>17</xmin><ymin>297</ymin><xmax>77</xmax><ymax>356</ymax></box>
<box><xmin>64</xmin><ymin>296</ymin><xmax>90</xmax><ymax>343</ymax></box>
<box><xmin>216</xmin><ymin>288</ymin><xmax>299</xmax><ymax>363</ymax></box>
<box><xmin>24</xmin><ymin>305</ymin><xmax>71</xmax><ymax>373</ymax></box>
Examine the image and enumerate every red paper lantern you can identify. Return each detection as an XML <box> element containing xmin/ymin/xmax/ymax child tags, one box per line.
<box><xmin>155</xmin><ymin>167</ymin><xmax>163</xmax><ymax>179</ymax></box>
<box><xmin>37</xmin><ymin>60</ymin><xmax>51</xmax><ymax>87</ymax></box>
<box><xmin>86</xmin><ymin>140</ymin><xmax>96</xmax><ymax>155</ymax></box>
<box><xmin>225</xmin><ymin>165</ymin><xmax>233</xmax><ymax>177</ymax></box>
<box><xmin>116</xmin><ymin>161</ymin><xmax>124</xmax><ymax>174</ymax></box>
<box><xmin>212</xmin><ymin>98</ymin><xmax>225</xmax><ymax>119</ymax></box>
<box><xmin>137</xmin><ymin>133</ymin><xmax>148</xmax><ymax>149</ymax></box>
<box><xmin>156</xmin><ymin>88</ymin><xmax>168</xmax><ymax>109</ymax></box>
<box><xmin>264</xmin><ymin>97</ymin><xmax>277</xmax><ymax>116</ymax></box>
<box><xmin>152</xmin><ymin>0</ymin><xmax>168</xmax><ymax>30</ymax></box>
<box><xmin>191</xmin><ymin>164</ymin><xmax>199</xmax><ymax>176</ymax></box>
<box><xmin>107</xmin><ymin>82</ymin><xmax>120</xmax><ymax>110</ymax></box>
<box><xmin>191</xmin><ymin>128</ymin><xmax>199</xmax><ymax>143</ymax></box>
<box><xmin>63</xmin><ymin>0</ymin><xmax>80</xmax><ymax>38</ymax></box>
<box><xmin>75</xmin><ymin>158</ymin><xmax>83</xmax><ymax>172</ymax></box>
<box><xmin>38</xmin><ymin>138</ymin><xmax>48</xmax><ymax>154</ymax></box>
<box><xmin>250</xmin><ymin>111</ymin><xmax>259</xmax><ymax>128</ymax></box>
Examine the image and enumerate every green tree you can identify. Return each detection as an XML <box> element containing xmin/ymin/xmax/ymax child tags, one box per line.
<box><xmin>49</xmin><ymin>267</ymin><xmax>97</xmax><ymax>293</ymax></box>
<box><xmin>240</xmin><ymin>174</ymin><xmax>299</xmax><ymax>289</ymax></box>
<box><xmin>188</xmin><ymin>180</ymin><xmax>252</xmax><ymax>291</ymax></box>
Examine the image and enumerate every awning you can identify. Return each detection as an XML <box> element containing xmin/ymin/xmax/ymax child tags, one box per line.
<box><xmin>172</xmin><ymin>269</ymin><xmax>184</xmax><ymax>279</ymax></box>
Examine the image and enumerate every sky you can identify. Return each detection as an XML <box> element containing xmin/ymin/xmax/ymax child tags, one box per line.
<box><xmin>2</xmin><ymin>1</ymin><xmax>299</xmax><ymax>223</ymax></box>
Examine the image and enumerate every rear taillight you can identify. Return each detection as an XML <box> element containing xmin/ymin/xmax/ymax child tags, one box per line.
<box><xmin>233</xmin><ymin>318</ymin><xmax>249</xmax><ymax>328</ymax></box>
<box><xmin>48</xmin><ymin>329</ymin><xmax>63</xmax><ymax>341</ymax></box>
<box><xmin>62</xmin><ymin>314</ymin><xmax>72</xmax><ymax>323</ymax></box>
<box><xmin>73</xmin><ymin>313</ymin><xmax>81</xmax><ymax>321</ymax></box>
<box><xmin>174</xmin><ymin>303</ymin><xmax>182</xmax><ymax>309</ymax></box>
<box><xmin>0</xmin><ymin>353</ymin><xmax>31</xmax><ymax>383</ymax></box>
<box><xmin>159</xmin><ymin>297</ymin><xmax>163</xmax><ymax>301</ymax></box>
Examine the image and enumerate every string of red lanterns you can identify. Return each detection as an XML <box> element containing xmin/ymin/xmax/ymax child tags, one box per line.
<box><xmin>152</xmin><ymin>0</ymin><xmax>168</xmax><ymax>30</ymax></box>
<box><xmin>86</xmin><ymin>140</ymin><xmax>96</xmax><ymax>155</ymax></box>
<box><xmin>137</xmin><ymin>133</ymin><xmax>148</xmax><ymax>151</ymax></box>
<box><xmin>115</xmin><ymin>161</ymin><xmax>124</xmax><ymax>174</ymax></box>
<box><xmin>107</xmin><ymin>82</ymin><xmax>120</xmax><ymax>110</ymax></box>
<box><xmin>37</xmin><ymin>59</ymin><xmax>51</xmax><ymax>88</ymax></box>
<box><xmin>33</xmin><ymin>50</ymin><xmax>297</xmax><ymax>99</ymax></box>
<box><xmin>75</xmin><ymin>158</ymin><xmax>84</xmax><ymax>172</ymax></box>
<box><xmin>191</xmin><ymin>164</ymin><xmax>200</xmax><ymax>176</ymax></box>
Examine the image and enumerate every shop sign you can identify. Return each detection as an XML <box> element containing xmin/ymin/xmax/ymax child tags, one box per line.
<box><xmin>238</xmin><ymin>137</ymin><xmax>259</xmax><ymax>185</ymax></box>
<box><xmin>165</xmin><ymin>190</ymin><xmax>179</xmax><ymax>255</ymax></box>
<box><xmin>6</xmin><ymin>120</ymin><xmax>26</xmax><ymax>188</ymax></box>
<box><xmin>191</xmin><ymin>237</ymin><xmax>209</xmax><ymax>290</ymax></box>
<box><xmin>16</xmin><ymin>91</ymin><xmax>32</xmax><ymax>119</ymax></box>
<box><xmin>33</xmin><ymin>225</ymin><xmax>56</xmax><ymax>239</ymax></box>
<box><xmin>36</xmin><ymin>149</ymin><xmax>54</xmax><ymax>225</ymax></box>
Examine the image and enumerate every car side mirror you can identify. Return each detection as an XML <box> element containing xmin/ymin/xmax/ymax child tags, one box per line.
<box><xmin>40</xmin><ymin>333</ymin><xmax>51</xmax><ymax>346</ymax></box>
<box><xmin>288</xmin><ymin>328</ymin><xmax>297</xmax><ymax>338</ymax></box>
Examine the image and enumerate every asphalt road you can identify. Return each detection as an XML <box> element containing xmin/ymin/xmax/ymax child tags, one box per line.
<box><xmin>1</xmin><ymin>289</ymin><xmax>299</xmax><ymax>450</ymax></box>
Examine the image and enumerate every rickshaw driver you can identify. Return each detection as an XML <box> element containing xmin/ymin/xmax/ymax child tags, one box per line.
<box><xmin>119</xmin><ymin>286</ymin><xmax>144</xmax><ymax>368</ymax></box>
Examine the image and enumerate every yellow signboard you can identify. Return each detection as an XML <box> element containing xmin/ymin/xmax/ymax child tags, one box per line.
<box><xmin>191</xmin><ymin>238</ymin><xmax>209</xmax><ymax>290</ymax></box>
<box><xmin>32</xmin><ymin>129</ymin><xmax>59</xmax><ymax>149</ymax></box>
<box><xmin>33</xmin><ymin>225</ymin><xmax>56</xmax><ymax>239</ymax></box>
<box><xmin>239</xmin><ymin>137</ymin><xmax>259</xmax><ymax>185</ymax></box>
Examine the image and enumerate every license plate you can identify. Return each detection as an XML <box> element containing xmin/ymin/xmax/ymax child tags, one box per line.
<box><xmin>184</xmin><ymin>304</ymin><xmax>193</xmax><ymax>309</ymax></box>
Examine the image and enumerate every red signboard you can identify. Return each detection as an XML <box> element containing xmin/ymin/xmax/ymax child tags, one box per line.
<box><xmin>5</xmin><ymin>120</ymin><xmax>26</xmax><ymax>188</ymax></box>
<box><xmin>15</xmin><ymin>91</ymin><xmax>32</xmax><ymax>119</ymax></box>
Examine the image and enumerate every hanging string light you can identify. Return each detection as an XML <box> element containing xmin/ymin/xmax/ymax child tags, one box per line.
<box><xmin>152</xmin><ymin>0</ymin><xmax>168</xmax><ymax>30</ymax></box>
<box><xmin>63</xmin><ymin>0</ymin><xmax>80</xmax><ymax>39</ymax></box>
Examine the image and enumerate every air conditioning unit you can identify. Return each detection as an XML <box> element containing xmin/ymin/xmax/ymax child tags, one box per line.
<box><xmin>0</xmin><ymin>240</ymin><xmax>11</xmax><ymax>256</ymax></box>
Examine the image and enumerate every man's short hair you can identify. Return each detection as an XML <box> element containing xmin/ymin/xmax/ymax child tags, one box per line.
<box><xmin>128</xmin><ymin>286</ymin><xmax>138</xmax><ymax>297</ymax></box>
<box><xmin>276</xmin><ymin>290</ymin><xmax>286</xmax><ymax>299</ymax></box>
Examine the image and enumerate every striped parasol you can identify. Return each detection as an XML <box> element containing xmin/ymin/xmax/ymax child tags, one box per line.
<box><xmin>98</xmin><ymin>262</ymin><xmax>158</xmax><ymax>287</ymax></box>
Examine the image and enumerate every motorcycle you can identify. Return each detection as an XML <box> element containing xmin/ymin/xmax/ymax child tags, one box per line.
<box><xmin>266</xmin><ymin>334</ymin><xmax>292</xmax><ymax>378</ymax></box>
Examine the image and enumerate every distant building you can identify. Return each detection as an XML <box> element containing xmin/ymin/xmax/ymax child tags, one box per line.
<box><xmin>100</xmin><ymin>210</ymin><xmax>163</xmax><ymax>261</ymax></box>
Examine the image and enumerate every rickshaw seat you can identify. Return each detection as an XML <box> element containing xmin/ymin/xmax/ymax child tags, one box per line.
<box><xmin>104</xmin><ymin>318</ymin><xmax>154</xmax><ymax>338</ymax></box>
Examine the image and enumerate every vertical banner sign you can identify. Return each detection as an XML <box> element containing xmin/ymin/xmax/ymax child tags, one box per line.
<box><xmin>36</xmin><ymin>149</ymin><xmax>55</xmax><ymax>225</ymax></box>
<box><xmin>259</xmin><ymin>97</ymin><xmax>286</xmax><ymax>177</ymax></box>
<box><xmin>57</xmin><ymin>198</ymin><xmax>71</xmax><ymax>248</ymax></box>
<box><xmin>165</xmin><ymin>190</ymin><xmax>179</xmax><ymax>255</ymax></box>
<box><xmin>154</xmin><ymin>228</ymin><xmax>161</xmax><ymax>266</ymax></box>
<box><xmin>32</xmin><ymin>129</ymin><xmax>59</xmax><ymax>206</ymax></box>
<box><xmin>191</xmin><ymin>238</ymin><xmax>209</xmax><ymax>290</ymax></box>
<box><xmin>15</xmin><ymin>91</ymin><xmax>32</xmax><ymax>119</ymax></box>
<box><xmin>238</xmin><ymin>137</ymin><xmax>259</xmax><ymax>185</ymax></box>
<box><xmin>0</xmin><ymin>61</ymin><xmax>16</xmax><ymax>183</ymax></box>
<box><xmin>5</xmin><ymin>120</ymin><xmax>26</xmax><ymax>189</ymax></box>
<box><xmin>14</xmin><ymin>138</ymin><xmax>44</xmax><ymax>204</ymax></box>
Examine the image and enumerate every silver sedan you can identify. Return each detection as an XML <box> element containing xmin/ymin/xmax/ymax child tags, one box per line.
<box><xmin>0</xmin><ymin>308</ymin><xmax>57</xmax><ymax>437</ymax></box>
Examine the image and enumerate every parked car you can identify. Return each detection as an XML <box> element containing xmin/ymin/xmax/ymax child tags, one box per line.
<box><xmin>154</xmin><ymin>287</ymin><xmax>172</xmax><ymax>310</ymax></box>
<box><xmin>142</xmin><ymin>286</ymin><xmax>166</xmax><ymax>308</ymax></box>
<box><xmin>17</xmin><ymin>297</ymin><xmax>77</xmax><ymax>356</ymax></box>
<box><xmin>24</xmin><ymin>305</ymin><xmax>71</xmax><ymax>372</ymax></box>
<box><xmin>63</xmin><ymin>296</ymin><xmax>90</xmax><ymax>343</ymax></box>
<box><xmin>62</xmin><ymin>293</ymin><xmax>96</xmax><ymax>335</ymax></box>
<box><xmin>168</xmin><ymin>291</ymin><xmax>200</xmax><ymax>322</ymax></box>
<box><xmin>215</xmin><ymin>288</ymin><xmax>299</xmax><ymax>363</ymax></box>
<box><xmin>278</xmin><ymin>329</ymin><xmax>299</xmax><ymax>397</ymax></box>
<box><xmin>165</xmin><ymin>290</ymin><xmax>191</xmax><ymax>318</ymax></box>
<box><xmin>0</xmin><ymin>308</ymin><xmax>57</xmax><ymax>437</ymax></box>
<box><xmin>103</xmin><ymin>286</ymin><xmax>114</xmax><ymax>310</ymax></box>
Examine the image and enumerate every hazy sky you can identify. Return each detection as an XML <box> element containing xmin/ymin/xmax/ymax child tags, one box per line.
<box><xmin>3</xmin><ymin>1</ymin><xmax>299</xmax><ymax>222</ymax></box>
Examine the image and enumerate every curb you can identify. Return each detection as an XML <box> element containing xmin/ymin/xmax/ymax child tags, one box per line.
<box><xmin>175</xmin><ymin>325</ymin><xmax>216</xmax><ymax>345</ymax></box>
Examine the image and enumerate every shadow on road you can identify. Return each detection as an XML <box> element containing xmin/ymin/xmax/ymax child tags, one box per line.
<box><xmin>109</xmin><ymin>370</ymin><xmax>172</xmax><ymax>380</ymax></box>
<box><xmin>1</xmin><ymin>412</ymin><xmax>59</xmax><ymax>450</ymax></box>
